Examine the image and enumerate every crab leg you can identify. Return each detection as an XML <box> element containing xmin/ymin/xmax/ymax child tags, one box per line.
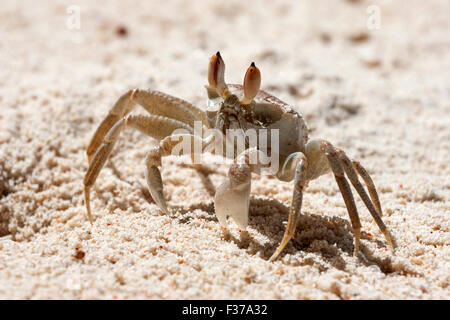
<box><xmin>86</xmin><ymin>89</ymin><xmax>137</xmax><ymax>163</ymax></box>
<box><xmin>352</xmin><ymin>161</ymin><xmax>383</xmax><ymax>217</ymax></box>
<box><xmin>337</xmin><ymin>151</ymin><xmax>394</xmax><ymax>252</ymax></box>
<box><xmin>144</xmin><ymin>134</ymin><xmax>213</xmax><ymax>214</ymax></box>
<box><xmin>83</xmin><ymin>115</ymin><xmax>194</xmax><ymax>222</ymax></box>
<box><xmin>322</xmin><ymin>142</ymin><xmax>362</xmax><ymax>256</ymax></box>
<box><xmin>269</xmin><ymin>153</ymin><xmax>307</xmax><ymax>262</ymax></box>
<box><xmin>86</xmin><ymin>89</ymin><xmax>207</xmax><ymax>163</ymax></box>
<box><xmin>133</xmin><ymin>90</ymin><xmax>208</xmax><ymax>128</ymax></box>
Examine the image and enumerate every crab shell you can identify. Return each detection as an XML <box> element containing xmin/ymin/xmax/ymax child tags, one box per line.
<box><xmin>205</xmin><ymin>83</ymin><xmax>309</xmax><ymax>162</ymax></box>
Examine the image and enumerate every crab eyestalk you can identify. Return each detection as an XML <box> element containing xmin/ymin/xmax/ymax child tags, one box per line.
<box><xmin>207</xmin><ymin>51</ymin><xmax>228</xmax><ymax>97</ymax></box>
<box><xmin>242</xmin><ymin>62</ymin><xmax>261</xmax><ymax>105</ymax></box>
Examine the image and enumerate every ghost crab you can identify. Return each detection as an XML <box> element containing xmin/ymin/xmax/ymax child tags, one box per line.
<box><xmin>84</xmin><ymin>52</ymin><xmax>394</xmax><ymax>261</ymax></box>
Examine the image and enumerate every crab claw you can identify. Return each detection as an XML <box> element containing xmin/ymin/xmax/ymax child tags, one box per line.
<box><xmin>242</xmin><ymin>62</ymin><xmax>261</xmax><ymax>104</ymax></box>
<box><xmin>214</xmin><ymin>179</ymin><xmax>250</xmax><ymax>229</ymax></box>
<box><xmin>208</xmin><ymin>51</ymin><xmax>228</xmax><ymax>96</ymax></box>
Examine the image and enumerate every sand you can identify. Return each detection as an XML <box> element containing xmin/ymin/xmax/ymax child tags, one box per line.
<box><xmin>0</xmin><ymin>0</ymin><xmax>449</xmax><ymax>299</ymax></box>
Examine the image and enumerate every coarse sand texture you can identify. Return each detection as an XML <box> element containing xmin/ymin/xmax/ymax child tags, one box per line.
<box><xmin>0</xmin><ymin>1</ymin><xmax>449</xmax><ymax>299</ymax></box>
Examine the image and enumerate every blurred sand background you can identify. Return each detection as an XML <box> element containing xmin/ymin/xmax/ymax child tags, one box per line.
<box><xmin>0</xmin><ymin>0</ymin><xmax>449</xmax><ymax>299</ymax></box>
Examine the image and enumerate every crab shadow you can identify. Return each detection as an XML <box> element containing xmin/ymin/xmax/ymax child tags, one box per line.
<box><xmin>131</xmin><ymin>163</ymin><xmax>394</xmax><ymax>273</ymax></box>
<box><xmin>246</xmin><ymin>197</ymin><xmax>354</xmax><ymax>270</ymax></box>
<box><xmin>163</xmin><ymin>195</ymin><xmax>392</xmax><ymax>272</ymax></box>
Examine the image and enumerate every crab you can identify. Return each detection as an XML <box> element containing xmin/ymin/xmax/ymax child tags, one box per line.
<box><xmin>83</xmin><ymin>52</ymin><xmax>394</xmax><ymax>261</ymax></box>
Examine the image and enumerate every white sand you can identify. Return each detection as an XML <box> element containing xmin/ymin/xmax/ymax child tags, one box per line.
<box><xmin>0</xmin><ymin>0</ymin><xmax>448</xmax><ymax>299</ymax></box>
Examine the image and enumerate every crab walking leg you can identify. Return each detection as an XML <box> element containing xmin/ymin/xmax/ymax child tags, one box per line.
<box><xmin>144</xmin><ymin>134</ymin><xmax>213</xmax><ymax>214</ymax></box>
<box><xmin>214</xmin><ymin>148</ymin><xmax>268</xmax><ymax>230</ymax></box>
<box><xmin>84</xmin><ymin>119</ymin><xmax>125</xmax><ymax>222</ymax></box>
<box><xmin>337</xmin><ymin>151</ymin><xmax>394</xmax><ymax>252</ymax></box>
<box><xmin>269</xmin><ymin>153</ymin><xmax>308</xmax><ymax>262</ymax></box>
<box><xmin>133</xmin><ymin>89</ymin><xmax>208</xmax><ymax>128</ymax></box>
<box><xmin>322</xmin><ymin>142</ymin><xmax>362</xmax><ymax>256</ymax></box>
<box><xmin>352</xmin><ymin>161</ymin><xmax>383</xmax><ymax>217</ymax></box>
<box><xmin>87</xmin><ymin>89</ymin><xmax>208</xmax><ymax>163</ymax></box>
<box><xmin>83</xmin><ymin>115</ymin><xmax>194</xmax><ymax>222</ymax></box>
<box><xmin>128</xmin><ymin>114</ymin><xmax>193</xmax><ymax>139</ymax></box>
<box><xmin>87</xmin><ymin>89</ymin><xmax>137</xmax><ymax>163</ymax></box>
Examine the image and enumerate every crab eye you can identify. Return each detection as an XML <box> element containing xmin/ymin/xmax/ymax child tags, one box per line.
<box><xmin>243</xmin><ymin>62</ymin><xmax>261</xmax><ymax>104</ymax></box>
<box><xmin>208</xmin><ymin>51</ymin><xmax>225</xmax><ymax>88</ymax></box>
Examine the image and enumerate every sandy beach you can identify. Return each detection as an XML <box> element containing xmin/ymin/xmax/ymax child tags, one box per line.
<box><xmin>0</xmin><ymin>0</ymin><xmax>448</xmax><ymax>299</ymax></box>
